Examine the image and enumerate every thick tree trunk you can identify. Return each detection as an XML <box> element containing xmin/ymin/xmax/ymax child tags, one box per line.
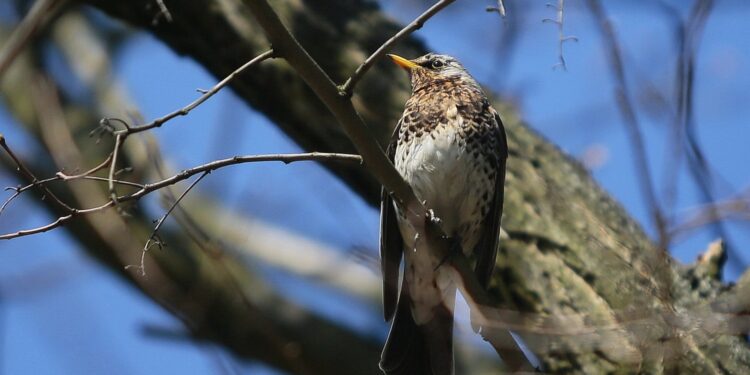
<box><xmin>6</xmin><ymin>0</ymin><xmax>749</xmax><ymax>373</ymax></box>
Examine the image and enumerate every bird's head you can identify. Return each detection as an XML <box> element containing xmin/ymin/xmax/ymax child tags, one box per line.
<box><xmin>387</xmin><ymin>53</ymin><xmax>478</xmax><ymax>92</ymax></box>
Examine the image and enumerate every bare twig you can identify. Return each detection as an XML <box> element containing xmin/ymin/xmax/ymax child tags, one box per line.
<box><xmin>152</xmin><ymin>0</ymin><xmax>173</xmax><ymax>24</ymax></box>
<box><xmin>486</xmin><ymin>0</ymin><xmax>507</xmax><ymax>17</ymax></box>
<box><xmin>586</xmin><ymin>0</ymin><xmax>668</xmax><ymax>249</ymax></box>
<box><xmin>0</xmin><ymin>188</ymin><xmax>21</xmax><ymax>215</ymax></box>
<box><xmin>0</xmin><ymin>48</ymin><xmax>304</xmax><ymax>240</ymax></box>
<box><xmin>108</xmin><ymin>132</ymin><xmax>124</xmax><ymax>204</ymax></box>
<box><xmin>124</xmin><ymin>50</ymin><xmax>274</xmax><ymax>134</ymax></box>
<box><xmin>669</xmin><ymin>188</ymin><xmax>750</xmax><ymax>241</ymax></box>
<box><xmin>0</xmin><ymin>0</ymin><xmax>67</xmax><ymax>80</ymax></box>
<box><xmin>0</xmin><ymin>153</ymin><xmax>132</xmax><ymax>216</ymax></box>
<box><xmin>140</xmin><ymin>141</ymin><xmax>317</xmax><ymax>374</ymax></box>
<box><xmin>127</xmin><ymin>171</ymin><xmax>209</xmax><ymax>276</ymax></box>
<box><xmin>0</xmin><ymin>201</ymin><xmax>115</xmax><ymax>239</ymax></box>
<box><xmin>543</xmin><ymin>0</ymin><xmax>577</xmax><ymax>71</ymax></box>
<box><xmin>0</xmin><ymin>134</ymin><xmax>74</xmax><ymax>212</ymax></box>
<box><xmin>671</xmin><ymin>1</ymin><xmax>741</xmax><ymax>266</ymax></box>
<box><xmin>152</xmin><ymin>173</ymin><xmax>207</xmax><ymax>242</ymax></box>
<box><xmin>0</xmin><ymin>151</ymin><xmax>361</xmax><ymax>240</ymax></box>
<box><xmin>657</xmin><ymin>0</ymin><xmax>687</xmax><ymax>216</ymax></box>
<box><xmin>0</xmin><ymin>174</ymin><xmax>141</xmax><ymax>216</ymax></box>
<box><xmin>242</xmin><ymin>0</ymin><xmax>418</xmax><ymax>213</ymax></box>
<box><xmin>339</xmin><ymin>0</ymin><xmax>456</xmax><ymax>96</ymax></box>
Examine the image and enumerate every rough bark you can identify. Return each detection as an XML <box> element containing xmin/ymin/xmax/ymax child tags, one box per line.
<box><xmin>4</xmin><ymin>0</ymin><xmax>749</xmax><ymax>373</ymax></box>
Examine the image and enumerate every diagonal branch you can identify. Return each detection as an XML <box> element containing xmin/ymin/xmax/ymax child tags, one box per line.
<box><xmin>242</xmin><ymin>0</ymin><xmax>533</xmax><ymax>369</ymax></box>
<box><xmin>339</xmin><ymin>0</ymin><xmax>455</xmax><ymax>96</ymax></box>
<box><xmin>123</xmin><ymin>49</ymin><xmax>274</xmax><ymax>134</ymax></box>
<box><xmin>0</xmin><ymin>149</ymin><xmax>362</xmax><ymax>240</ymax></box>
<box><xmin>128</xmin><ymin>171</ymin><xmax>209</xmax><ymax>276</ymax></box>
<box><xmin>241</xmin><ymin>0</ymin><xmax>418</xmax><ymax>213</ymax></box>
<box><xmin>586</xmin><ymin>0</ymin><xmax>668</xmax><ymax>249</ymax></box>
<box><xmin>543</xmin><ymin>0</ymin><xmax>578</xmax><ymax>71</ymax></box>
<box><xmin>0</xmin><ymin>134</ymin><xmax>74</xmax><ymax>212</ymax></box>
<box><xmin>0</xmin><ymin>0</ymin><xmax>68</xmax><ymax>79</ymax></box>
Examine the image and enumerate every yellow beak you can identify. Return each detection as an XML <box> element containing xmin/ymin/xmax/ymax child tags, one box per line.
<box><xmin>387</xmin><ymin>54</ymin><xmax>419</xmax><ymax>70</ymax></box>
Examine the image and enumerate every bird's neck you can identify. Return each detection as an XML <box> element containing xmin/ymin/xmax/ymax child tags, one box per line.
<box><xmin>410</xmin><ymin>75</ymin><xmax>484</xmax><ymax>104</ymax></box>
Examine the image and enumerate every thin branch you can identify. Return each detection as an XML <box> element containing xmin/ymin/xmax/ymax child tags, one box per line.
<box><xmin>0</xmin><ymin>48</ymin><xmax>287</xmax><ymax>240</ymax></box>
<box><xmin>339</xmin><ymin>0</ymin><xmax>456</xmax><ymax>96</ymax></box>
<box><xmin>673</xmin><ymin>0</ymin><xmax>742</xmax><ymax>267</ymax></box>
<box><xmin>0</xmin><ymin>151</ymin><xmax>361</xmax><ymax>240</ymax></box>
<box><xmin>0</xmin><ymin>134</ymin><xmax>74</xmax><ymax>212</ymax></box>
<box><xmin>124</xmin><ymin>50</ymin><xmax>274</xmax><ymax>134</ymax></box>
<box><xmin>669</xmin><ymin>188</ymin><xmax>750</xmax><ymax>241</ymax></box>
<box><xmin>139</xmin><ymin>142</ymin><xmax>315</xmax><ymax>373</ymax></box>
<box><xmin>543</xmin><ymin>0</ymin><xmax>578</xmax><ymax>71</ymax></box>
<box><xmin>151</xmin><ymin>172</ymin><xmax>207</xmax><ymax>243</ymax></box>
<box><xmin>0</xmin><ymin>188</ymin><xmax>21</xmax><ymax>215</ymax></box>
<box><xmin>108</xmin><ymin>132</ymin><xmax>124</xmax><ymax>204</ymax></box>
<box><xmin>127</xmin><ymin>171</ymin><xmax>209</xmax><ymax>276</ymax></box>
<box><xmin>486</xmin><ymin>0</ymin><xmax>507</xmax><ymax>17</ymax></box>
<box><xmin>0</xmin><ymin>153</ymin><xmax>136</xmax><ymax>215</ymax></box>
<box><xmin>242</xmin><ymin>0</ymin><xmax>419</xmax><ymax>220</ymax></box>
<box><xmin>0</xmin><ymin>201</ymin><xmax>114</xmax><ymax>239</ymax></box>
<box><xmin>0</xmin><ymin>175</ymin><xmax>142</xmax><ymax>216</ymax></box>
<box><xmin>586</xmin><ymin>0</ymin><xmax>668</xmax><ymax>248</ymax></box>
<box><xmin>152</xmin><ymin>0</ymin><xmax>173</xmax><ymax>25</ymax></box>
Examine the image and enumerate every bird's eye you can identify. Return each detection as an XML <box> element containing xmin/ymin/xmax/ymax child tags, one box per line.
<box><xmin>431</xmin><ymin>60</ymin><xmax>444</xmax><ymax>69</ymax></box>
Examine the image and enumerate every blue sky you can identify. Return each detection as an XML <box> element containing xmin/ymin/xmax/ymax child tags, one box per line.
<box><xmin>0</xmin><ymin>1</ymin><xmax>748</xmax><ymax>374</ymax></box>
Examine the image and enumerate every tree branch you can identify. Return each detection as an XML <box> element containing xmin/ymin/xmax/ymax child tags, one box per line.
<box><xmin>586</xmin><ymin>0</ymin><xmax>668</xmax><ymax>248</ymax></box>
<box><xmin>0</xmin><ymin>0</ymin><xmax>67</xmax><ymax>79</ymax></box>
<box><xmin>339</xmin><ymin>0</ymin><xmax>455</xmax><ymax>96</ymax></box>
<box><xmin>123</xmin><ymin>49</ymin><xmax>274</xmax><ymax>134</ymax></box>
<box><xmin>0</xmin><ymin>148</ymin><xmax>361</xmax><ymax>240</ymax></box>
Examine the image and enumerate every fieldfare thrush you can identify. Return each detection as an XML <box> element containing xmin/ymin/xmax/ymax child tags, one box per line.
<box><xmin>379</xmin><ymin>53</ymin><xmax>508</xmax><ymax>375</ymax></box>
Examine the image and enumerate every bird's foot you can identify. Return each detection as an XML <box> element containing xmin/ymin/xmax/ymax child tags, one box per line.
<box><xmin>425</xmin><ymin>208</ymin><xmax>442</xmax><ymax>226</ymax></box>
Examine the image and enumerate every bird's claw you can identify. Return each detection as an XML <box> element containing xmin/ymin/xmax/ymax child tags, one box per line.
<box><xmin>426</xmin><ymin>208</ymin><xmax>442</xmax><ymax>226</ymax></box>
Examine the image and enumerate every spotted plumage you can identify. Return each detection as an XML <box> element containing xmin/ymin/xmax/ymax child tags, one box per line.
<box><xmin>380</xmin><ymin>53</ymin><xmax>508</xmax><ymax>375</ymax></box>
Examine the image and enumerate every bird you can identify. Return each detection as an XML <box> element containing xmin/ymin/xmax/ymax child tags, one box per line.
<box><xmin>379</xmin><ymin>53</ymin><xmax>508</xmax><ymax>375</ymax></box>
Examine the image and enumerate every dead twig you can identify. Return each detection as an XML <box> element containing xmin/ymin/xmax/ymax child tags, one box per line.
<box><xmin>586</xmin><ymin>0</ymin><xmax>668</xmax><ymax>249</ymax></box>
<box><xmin>152</xmin><ymin>0</ymin><xmax>173</xmax><ymax>25</ymax></box>
<box><xmin>339</xmin><ymin>0</ymin><xmax>456</xmax><ymax>96</ymax></box>
<box><xmin>543</xmin><ymin>0</ymin><xmax>578</xmax><ymax>70</ymax></box>
<box><xmin>0</xmin><ymin>150</ymin><xmax>361</xmax><ymax>240</ymax></box>
<box><xmin>669</xmin><ymin>188</ymin><xmax>750</xmax><ymax>241</ymax></box>
<box><xmin>123</xmin><ymin>50</ymin><xmax>274</xmax><ymax>135</ymax></box>
<box><xmin>126</xmin><ymin>171</ymin><xmax>209</xmax><ymax>276</ymax></box>
<box><xmin>0</xmin><ymin>134</ymin><xmax>74</xmax><ymax>213</ymax></box>
<box><xmin>486</xmin><ymin>0</ymin><xmax>507</xmax><ymax>17</ymax></box>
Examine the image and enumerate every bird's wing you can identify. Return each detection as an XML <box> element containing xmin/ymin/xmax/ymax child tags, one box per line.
<box><xmin>473</xmin><ymin>107</ymin><xmax>508</xmax><ymax>290</ymax></box>
<box><xmin>380</xmin><ymin>120</ymin><xmax>405</xmax><ymax>321</ymax></box>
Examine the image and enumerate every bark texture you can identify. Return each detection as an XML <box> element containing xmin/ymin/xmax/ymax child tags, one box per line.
<box><xmin>3</xmin><ymin>0</ymin><xmax>748</xmax><ymax>373</ymax></box>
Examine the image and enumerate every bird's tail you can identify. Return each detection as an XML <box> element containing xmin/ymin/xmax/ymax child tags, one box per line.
<box><xmin>380</xmin><ymin>281</ymin><xmax>455</xmax><ymax>375</ymax></box>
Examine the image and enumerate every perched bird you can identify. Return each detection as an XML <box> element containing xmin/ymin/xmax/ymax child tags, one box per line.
<box><xmin>379</xmin><ymin>53</ymin><xmax>508</xmax><ymax>375</ymax></box>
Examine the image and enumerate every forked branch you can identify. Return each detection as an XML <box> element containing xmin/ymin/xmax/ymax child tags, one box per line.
<box><xmin>0</xmin><ymin>146</ymin><xmax>361</xmax><ymax>240</ymax></box>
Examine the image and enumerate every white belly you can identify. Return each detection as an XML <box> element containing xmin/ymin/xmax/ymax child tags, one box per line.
<box><xmin>394</xmin><ymin>123</ymin><xmax>491</xmax><ymax>254</ymax></box>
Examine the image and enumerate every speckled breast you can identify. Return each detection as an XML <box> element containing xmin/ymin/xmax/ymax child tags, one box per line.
<box><xmin>393</xmin><ymin>106</ymin><xmax>496</xmax><ymax>256</ymax></box>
